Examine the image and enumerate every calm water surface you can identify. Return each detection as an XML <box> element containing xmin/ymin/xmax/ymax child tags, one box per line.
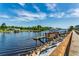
<box><xmin>0</xmin><ymin>31</ymin><xmax>49</xmax><ymax>55</ymax></box>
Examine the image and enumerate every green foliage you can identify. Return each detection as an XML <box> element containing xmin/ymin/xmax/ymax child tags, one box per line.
<box><xmin>0</xmin><ymin>23</ymin><xmax>52</xmax><ymax>32</ymax></box>
<box><xmin>25</xmin><ymin>25</ymin><xmax>51</xmax><ymax>31</ymax></box>
<box><xmin>1</xmin><ymin>23</ymin><xmax>7</xmax><ymax>31</ymax></box>
<box><xmin>75</xmin><ymin>25</ymin><xmax>79</xmax><ymax>30</ymax></box>
<box><xmin>68</xmin><ymin>26</ymin><xmax>74</xmax><ymax>32</ymax></box>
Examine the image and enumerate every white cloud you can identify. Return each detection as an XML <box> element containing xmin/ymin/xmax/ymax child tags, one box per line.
<box><xmin>49</xmin><ymin>12</ymin><xmax>65</xmax><ymax>18</ymax></box>
<box><xmin>14</xmin><ymin>17</ymin><xmax>30</xmax><ymax>22</ymax></box>
<box><xmin>19</xmin><ymin>3</ymin><xmax>26</xmax><ymax>7</ymax></box>
<box><xmin>49</xmin><ymin>8</ymin><xmax>79</xmax><ymax>18</ymax></box>
<box><xmin>33</xmin><ymin>4</ymin><xmax>41</xmax><ymax>12</ymax></box>
<box><xmin>14</xmin><ymin>9</ymin><xmax>47</xmax><ymax>21</ymax></box>
<box><xmin>0</xmin><ymin>14</ymin><xmax>10</xmax><ymax>18</ymax></box>
<box><xmin>57</xmin><ymin>12</ymin><xmax>65</xmax><ymax>18</ymax></box>
<box><xmin>66</xmin><ymin>8</ymin><xmax>79</xmax><ymax>17</ymax></box>
<box><xmin>46</xmin><ymin>3</ymin><xmax>56</xmax><ymax>11</ymax></box>
<box><xmin>71</xmin><ymin>8</ymin><xmax>79</xmax><ymax>17</ymax></box>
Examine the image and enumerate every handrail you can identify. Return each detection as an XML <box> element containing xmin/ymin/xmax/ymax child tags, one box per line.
<box><xmin>49</xmin><ymin>31</ymin><xmax>73</xmax><ymax>56</ymax></box>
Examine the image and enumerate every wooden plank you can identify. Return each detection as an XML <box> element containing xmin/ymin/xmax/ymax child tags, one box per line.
<box><xmin>33</xmin><ymin>36</ymin><xmax>45</xmax><ymax>40</ymax></box>
<box><xmin>49</xmin><ymin>31</ymin><xmax>73</xmax><ymax>56</ymax></box>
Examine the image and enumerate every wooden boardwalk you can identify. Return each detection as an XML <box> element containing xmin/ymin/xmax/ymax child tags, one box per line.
<box><xmin>49</xmin><ymin>31</ymin><xmax>72</xmax><ymax>56</ymax></box>
<box><xmin>69</xmin><ymin>31</ymin><xmax>79</xmax><ymax>56</ymax></box>
<box><xmin>25</xmin><ymin>30</ymin><xmax>79</xmax><ymax>56</ymax></box>
<box><xmin>31</xmin><ymin>30</ymin><xmax>79</xmax><ymax>56</ymax></box>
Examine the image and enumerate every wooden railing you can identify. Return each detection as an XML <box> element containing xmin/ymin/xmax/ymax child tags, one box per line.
<box><xmin>75</xmin><ymin>30</ymin><xmax>79</xmax><ymax>34</ymax></box>
<box><xmin>49</xmin><ymin>31</ymin><xmax>73</xmax><ymax>56</ymax></box>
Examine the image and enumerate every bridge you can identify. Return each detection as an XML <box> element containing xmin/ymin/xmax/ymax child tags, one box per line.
<box><xmin>49</xmin><ymin>30</ymin><xmax>79</xmax><ymax>56</ymax></box>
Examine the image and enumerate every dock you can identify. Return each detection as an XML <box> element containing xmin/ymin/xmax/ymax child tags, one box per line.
<box><xmin>33</xmin><ymin>36</ymin><xmax>46</xmax><ymax>40</ymax></box>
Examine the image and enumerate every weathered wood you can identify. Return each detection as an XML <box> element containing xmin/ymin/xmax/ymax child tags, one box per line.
<box><xmin>33</xmin><ymin>36</ymin><xmax>45</xmax><ymax>40</ymax></box>
<box><xmin>49</xmin><ymin>31</ymin><xmax>73</xmax><ymax>56</ymax></box>
<box><xmin>69</xmin><ymin>31</ymin><xmax>79</xmax><ymax>56</ymax></box>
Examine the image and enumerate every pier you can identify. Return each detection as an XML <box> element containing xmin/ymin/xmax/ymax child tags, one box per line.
<box><xmin>24</xmin><ymin>30</ymin><xmax>79</xmax><ymax>56</ymax></box>
<box><xmin>49</xmin><ymin>30</ymin><xmax>79</xmax><ymax>56</ymax></box>
<box><xmin>0</xmin><ymin>30</ymin><xmax>78</xmax><ymax>56</ymax></box>
<box><xmin>24</xmin><ymin>31</ymin><xmax>66</xmax><ymax>56</ymax></box>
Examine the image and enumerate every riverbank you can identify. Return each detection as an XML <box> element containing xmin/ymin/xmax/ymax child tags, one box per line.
<box><xmin>0</xmin><ymin>30</ymin><xmax>12</xmax><ymax>33</ymax></box>
<box><xmin>0</xmin><ymin>30</ymin><xmax>42</xmax><ymax>33</ymax></box>
<box><xmin>0</xmin><ymin>29</ymin><xmax>66</xmax><ymax>56</ymax></box>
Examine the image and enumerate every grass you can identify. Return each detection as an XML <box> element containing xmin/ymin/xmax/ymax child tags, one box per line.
<box><xmin>0</xmin><ymin>30</ymin><xmax>12</xmax><ymax>32</ymax></box>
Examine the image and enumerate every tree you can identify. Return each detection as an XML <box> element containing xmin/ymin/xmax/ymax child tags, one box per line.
<box><xmin>75</xmin><ymin>25</ymin><xmax>79</xmax><ymax>30</ymax></box>
<box><xmin>37</xmin><ymin>25</ymin><xmax>42</xmax><ymax>30</ymax></box>
<box><xmin>1</xmin><ymin>23</ymin><xmax>7</xmax><ymax>31</ymax></box>
<box><xmin>68</xmin><ymin>26</ymin><xmax>74</xmax><ymax>32</ymax></box>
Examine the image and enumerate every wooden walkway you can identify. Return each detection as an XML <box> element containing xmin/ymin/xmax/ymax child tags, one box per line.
<box><xmin>49</xmin><ymin>31</ymin><xmax>72</xmax><ymax>56</ymax></box>
<box><xmin>25</xmin><ymin>30</ymin><xmax>79</xmax><ymax>56</ymax></box>
<box><xmin>31</xmin><ymin>30</ymin><xmax>79</xmax><ymax>56</ymax></box>
<box><xmin>69</xmin><ymin>31</ymin><xmax>79</xmax><ymax>56</ymax></box>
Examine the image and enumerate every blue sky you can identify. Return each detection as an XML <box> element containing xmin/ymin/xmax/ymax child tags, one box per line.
<box><xmin>0</xmin><ymin>3</ymin><xmax>79</xmax><ymax>28</ymax></box>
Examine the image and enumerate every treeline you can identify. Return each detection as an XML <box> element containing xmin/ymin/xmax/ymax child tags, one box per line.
<box><xmin>68</xmin><ymin>25</ymin><xmax>79</xmax><ymax>32</ymax></box>
<box><xmin>0</xmin><ymin>23</ymin><xmax>52</xmax><ymax>31</ymax></box>
<box><xmin>74</xmin><ymin>25</ymin><xmax>79</xmax><ymax>31</ymax></box>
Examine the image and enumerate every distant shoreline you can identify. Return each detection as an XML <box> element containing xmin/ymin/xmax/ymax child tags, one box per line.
<box><xmin>0</xmin><ymin>30</ymin><xmax>43</xmax><ymax>33</ymax></box>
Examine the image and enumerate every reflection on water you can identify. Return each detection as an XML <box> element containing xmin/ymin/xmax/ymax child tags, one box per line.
<box><xmin>1</xmin><ymin>33</ymin><xmax>6</xmax><ymax>45</ymax></box>
<box><xmin>0</xmin><ymin>31</ymin><xmax>49</xmax><ymax>55</ymax></box>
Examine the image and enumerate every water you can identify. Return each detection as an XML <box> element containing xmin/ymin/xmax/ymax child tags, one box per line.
<box><xmin>0</xmin><ymin>31</ymin><xmax>49</xmax><ymax>55</ymax></box>
<box><xmin>0</xmin><ymin>29</ymin><xmax>67</xmax><ymax>56</ymax></box>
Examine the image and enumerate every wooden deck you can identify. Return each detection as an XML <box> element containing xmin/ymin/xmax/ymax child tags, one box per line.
<box><xmin>69</xmin><ymin>31</ymin><xmax>79</xmax><ymax>56</ymax></box>
<box><xmin>49</xmin><ymin>31</ymin><xmax>73</xmax><ymax>56</ymax></box>
<box><xmin>33</xmin><ymin>36</ymin><xmax>45</xmax><ymax>40</ymax></box>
